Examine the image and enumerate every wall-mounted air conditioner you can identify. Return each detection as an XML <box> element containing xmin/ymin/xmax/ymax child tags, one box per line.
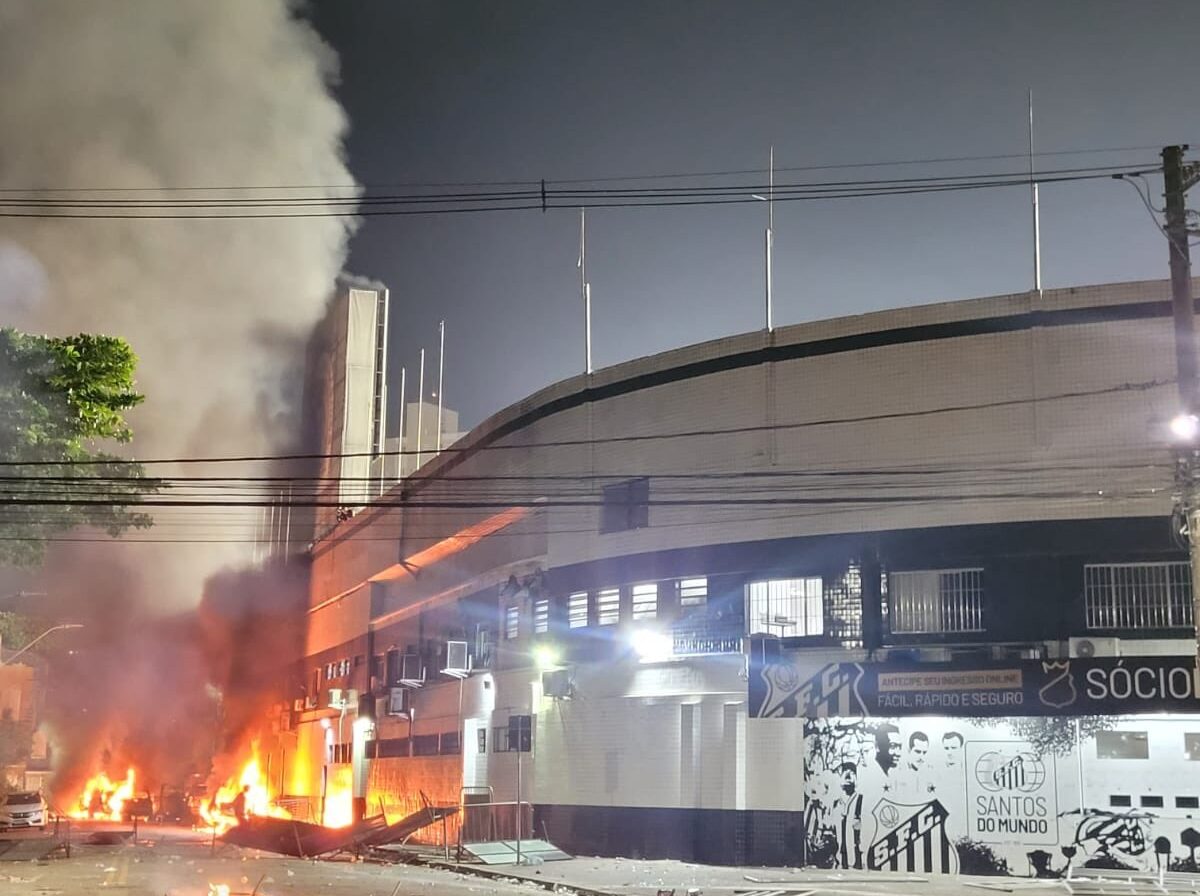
<box><xmin>542</xmin><ymin>668</ymin><xmax>574</xmax><ymax>699</ymax></box>
<box><xmin>387</xmin><ymin>687</ymin><xmax>411</xmax><ymax>717</ymax></box>
<box><xmin>328</xmin><ymin>687</ymin><xmax>344</xmax><ymax>708</ymax></box>
<box><xmin>443</xmin><ymin>640</ymin><xmax>471</xmax><ymax>677</ymax></box>
<box><xmin>1069</xmin><ymin>636</ymin><xmax>1121</xmax><ymax>658</ymax></box>
<box><xmin>399</xmin><ymin>654</ymin><xmax>425</xmax><ymax>686</ymax></box>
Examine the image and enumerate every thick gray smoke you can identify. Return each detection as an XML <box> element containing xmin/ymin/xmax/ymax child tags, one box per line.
<box><xmin>0</xmin><ymin>0</ymin><xmax>357</xmax><ymax>602</ymax></box>
<box><xmin>0</xmin><ymin>1</ymin><xmax>359</xmax><ymax>794</ymax></box>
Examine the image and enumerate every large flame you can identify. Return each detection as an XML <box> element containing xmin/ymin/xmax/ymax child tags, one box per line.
<box><xmin>69</xmin><ymin>768</ymin><xmax>136</xmax><ymax>821</ymax></box>
<box><xmin>322</xmin><ymin>765</ymin><xmax>353</xmax><ymax>829</ymax></box>
<box><xmin>199</xmin><ymin>742</ymin><xmax>290</xmax><ymax>834</ymax></box>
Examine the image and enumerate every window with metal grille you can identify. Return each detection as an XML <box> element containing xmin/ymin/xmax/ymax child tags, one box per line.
<box><xmin>504</xmin><ymin>605</ymin><xmax>519</xmax><ymax>640</ymax></box>
<box><xmin>533</xmin><ymin>599</ymin><xmax>549</xmax><ymax>634</ymax></box>
<box><xmin>600</xmin><ymin>477</ymin><xmax>650</xmax><ymax>533</ymax></box>
<box><xmin>631</xmin><ymin>583</ymin><xmax>658</xmax><ymax>620</ymax></box>
<box><xmin>597</xmin><ymin>588</ymin><xmax>620</xmax><ymax>625</ymax></box>
<box><xmin>889</xmin><ymin>568</ymin><xmax>984</xmax><ymax>634</ymax></box>
<box><xmin>826</xmin><ymin>564</ymin><xmax>863</xmax><ymax>649</ymax></box>
<box><xmin>1084</xmin><ymin>562</ymin><xmax>1192</xmax><ymax>629</ymax></box>
<box><xmin>679</xmin><ymin>577</ymin><xmax>708</xmax><ymax>607</ymax></box>
<box><xmin>746</xmin><ymin>578</ymin><xmax>824</xmax><ymax>638</ymax></box>
<box><xmin>568</xmin><ymin>592</ymin><xmax>589</xmax><ymax>628</ymax></box>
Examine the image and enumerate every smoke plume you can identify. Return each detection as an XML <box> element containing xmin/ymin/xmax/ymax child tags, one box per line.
<box><xmin>0</xmin><ymin>1</ymin><xmax>357</xmax><ymax>793</ymax></box>
<box><xmin>0</xmin><ymin>0</ymin><xmax>356</xmax><ymax>598</ymax></box>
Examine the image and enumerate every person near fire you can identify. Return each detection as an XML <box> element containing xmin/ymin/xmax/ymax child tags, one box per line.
<box><xmin>231</xmin><ymin>785</ymin><xmax>249</xmax><ymax>824</ymax></box>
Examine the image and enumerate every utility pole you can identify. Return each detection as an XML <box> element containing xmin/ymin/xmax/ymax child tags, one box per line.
<box><xmin>579</xmin><ymin>208</ymin><xmax>592</xmax><ymax>375</ymax></box>
<box><xmin>1162</xmin><ymin>145</ymin><xmax>1200</xmax><ymax>672</ymax></box>
<box><xmin>765</xmin><ymin>145</ymin><xmax>775</xmax><ymax>331</ymax></box>
<box><xmin>1028</xmin><ymin>90</ymin><xmax>1042</xmax><ymax>296</ymax></box>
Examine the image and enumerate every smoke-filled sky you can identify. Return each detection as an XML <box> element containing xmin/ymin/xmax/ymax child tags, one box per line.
<box><xmin>0</xmin><ymin>0</ymin><xmax>357</xmax><ymax>600</ymax></box>
<box><xmin>313</xmin><ymin>0</ymin><xmax>1200</xmax><ymax>428</ymax></box>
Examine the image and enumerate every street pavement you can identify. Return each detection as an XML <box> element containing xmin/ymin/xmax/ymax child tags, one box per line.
<box><xmin>3</xmin><ymin>822</ymin><xmax>1200</xmax><ymax>895</ymax></box>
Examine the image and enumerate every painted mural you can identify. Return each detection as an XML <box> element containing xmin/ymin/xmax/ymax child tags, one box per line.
<box><xmin>761</xmin><ymin>658</ymin><xmax>1200</xmax><ymax>877</ymax></box>
<box><xmin>802</xmin><ymin>715</ymin><xmax>1200</xmax><ymax>877</ymax></box>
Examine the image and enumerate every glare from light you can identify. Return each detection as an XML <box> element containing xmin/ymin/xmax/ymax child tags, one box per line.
<box><xmin>533</xmin><ymin>645</ymin><xmax>560</xmax><ymax>671</ymax></box>
<box><xmin>320</xmin><ymin>718</ymin><xmax>332</xmax><ymax>730</ymax></box>
<box><xmin>353</xmin><ymin>716</ymin><xmax>374</xmax><ymax>734</ymax></box>
<box><xmin>1172</xmin><ymin>413</ymin><xmax>1200</xmax><ymax>441</ymax></box>
<box><xmin>631</xmin><ymin>629</ymin><xmax>673</xmax><ymax>663</ymax></box>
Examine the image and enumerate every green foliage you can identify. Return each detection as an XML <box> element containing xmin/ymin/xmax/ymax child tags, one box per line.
<box><xmin>0</xmin><ymin>613</ymin><xmax>34</xmax><ymax>652</ymax></box>
<box><xmin>0</xmin><ymin>328</ymin><xmax>158</xmax><ymax>566</ymax></box>
<box><xmin>1006</xmin><ymin>716</ymin><xmax>1117</xmax><ymax>757</ymax></box>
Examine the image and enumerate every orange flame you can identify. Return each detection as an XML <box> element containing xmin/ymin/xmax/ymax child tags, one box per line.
<box><xmin>322</xmin><ymin>765</ymin><xmax>353</xmax><ymax>829</ymax></box>
<box><xmin>199</xmin><ymin>742</ymin><xmax>290</xmax><ymax>834</ymax></box>
<box><xmin>69</xmin><ymin>768</ymin><xmax>136</xmax><ymax>821</ymax></box>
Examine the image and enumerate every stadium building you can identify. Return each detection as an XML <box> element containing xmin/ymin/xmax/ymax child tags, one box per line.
<box><xmin>284</xmin><ymin>278</ymin><xmax>1200</xmax><ymax>875</ymax></box>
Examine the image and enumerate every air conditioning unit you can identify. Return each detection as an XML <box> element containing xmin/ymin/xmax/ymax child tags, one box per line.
<box><xmin>1069</xmin><ymin>636</ymin><xmax>1121</xmax><ymax>659</ymax></box>
<box><xmin>443</xmin><ymin>640</ymin><xmax>471</xmax><ymax>677</ymax></box>
<box><xmin>399</xmin><ymin>654</ymin><xmax>425</xmax><ymax>687</ymax></box>
<box><xmin>328</xmin><ymin>687</ymin><xmax>344</xmax><ymax>708</ymax></box>
<box><xmin>386</xmin><ymin>687</ymin><xmax>411</xmax><ymax>718</ymax></box>
<box><xmin>542</xmin><ymin>668</ymin><xmax>574</xmax><ymax>699</ymax></box>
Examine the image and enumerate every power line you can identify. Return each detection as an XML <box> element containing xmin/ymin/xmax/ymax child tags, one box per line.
<box><xmin>0</xmin><ymin>142</ymin><xmax>1178</xmax><ymax>195</ymax></box>
<box><xmin>0</xmin><ymin>165</ymin><xmax>1158</xmax><ymax>220</ymax></box>
<box><xmin>0</xmin><ymin>377</ymin><xmax>1170</xmax><ymax>468</ymax></box>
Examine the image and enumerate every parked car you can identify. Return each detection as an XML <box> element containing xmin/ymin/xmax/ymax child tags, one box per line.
<box><xmin>0</xmin><ymin>791</ymin><xmax>46</xmax><ymax>830</ymax></box>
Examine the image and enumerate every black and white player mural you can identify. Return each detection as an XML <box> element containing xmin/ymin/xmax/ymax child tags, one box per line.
<box><xmin>759</xmin><ymin>657</ymin><xmax>1200</xmax><ymax>877</ymax></box>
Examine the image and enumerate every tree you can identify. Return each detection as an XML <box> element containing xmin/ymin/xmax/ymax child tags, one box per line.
<box><xmin>1006</xmin><ymin>716</ymin><xmax>1117</xmax><ymax>757</ymax></box>
<box><xmin>0</xmin><ymin>328</ymin><xmax>157</xmax><ymax>566</ymax></box>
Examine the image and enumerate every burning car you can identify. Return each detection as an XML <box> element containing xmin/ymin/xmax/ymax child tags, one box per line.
<box><xmin>122</xmin><ymin>792</ymin><xmax>154</xmax><ymax>824</ymax></box>
<box><xmin>0</xmin><ymin>791</ymin><xmax>47</xmax><ymax>830</ymax></box>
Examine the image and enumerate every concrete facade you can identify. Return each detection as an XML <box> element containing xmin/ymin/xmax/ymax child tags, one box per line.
<box><xmin>287</xmin><ymin>279</ymin><xmax>1200</xmax><ymax>871</ymax></box>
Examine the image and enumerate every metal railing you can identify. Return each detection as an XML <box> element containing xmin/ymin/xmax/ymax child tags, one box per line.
<box><xmin>1085</xmin><ymin>562</ymin><xmax>1193</xmax><ymax>630</ymax></box>
<box><xmin>671</xmin><ymin>621</ymin><xmax>743</xmax><ymax>656</ymax></box>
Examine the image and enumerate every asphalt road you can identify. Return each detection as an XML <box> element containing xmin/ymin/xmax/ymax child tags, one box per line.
<box><xmin>4</xmin><ymin>821</ymin><xmax>1200</xmax><ymax>895</ymax></box>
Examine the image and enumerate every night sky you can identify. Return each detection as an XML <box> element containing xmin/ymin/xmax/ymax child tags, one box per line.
<box><xmin>312</xmin><ymin>1</ymin><xmax>1200</xmax><ymax>429</ymax></box>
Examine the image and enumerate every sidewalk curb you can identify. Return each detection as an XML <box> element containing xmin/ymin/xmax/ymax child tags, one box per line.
<box><xmin>424</xmin><ymin>859</ymin><xmax>624</xmax><ymax>896</ymax></box>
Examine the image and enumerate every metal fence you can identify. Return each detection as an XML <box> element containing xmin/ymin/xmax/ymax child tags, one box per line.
<box><xmin>1084</xmin><ymin>562</ymin><xmax>1193</xmax><ymax>629</ymax></box>
<box><xmin>889</xmin><ymin>568</ymin><xmax>984</xmax><ymax>634</ymax></box>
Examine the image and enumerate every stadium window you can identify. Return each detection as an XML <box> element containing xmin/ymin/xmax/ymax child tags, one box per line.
<box><xmin>679</xmin><ymin>577</ymin><xmax>708</xmax><ymax>608</ymax></box>
<box><xmin>1177</xmin><ymin>796</ymin><xmax>1199</xmax><ymax>810</ymax></box>
<box><xmin>631</xmin><ymin>583</ymin><xmax>658</xmax><ymax>621</ymax></box>
<box><xmin>504</xmin><ymin>605</ymin><xmax>520</xmax><ymax>640</ymax></box>
<box><xmin>746</xmin><ymin>578</ymin><xmax>824</xmax><ymax>637</ymax></box>
<box><xmin>1109</xmin><ymin>794</ymin><xmax>1132</xmax><ymax>808</ymax></box>
<box><xmin>889</xmin><ymin>568</ymin><xmax>984</xmax><ymax>634</ymax></box>
<box><xmin>597</xmin><ymin>588</ymin><xmax>620</xmax><ymax>625</ymax></box>
<box><xmin>533</xmin><ymin>598</ymin><xmax>550</xmax><ymax>634</ymax></box>
<box><xmin>1084</xmin><ymin>562</ymin><xmax>1192</xmax><ymax>630</ymax></box>
<box><xmin>600</xmin><ymin>477</ymin><xmax>650</xmax><ymax>533</ymax></box>
<box><xmin>1096</xmin><ymin>731</ymin><xmax>1149</xmax><ymax>760</ymax></box>
<box><xmin>1141</xmin><ymin>795</ymin><xmax>1164</xmax><ymax>808</ymax></box>
<box><xmin>568</xmin><ymin>592</ymin><xmax>589</xmax><ymax>629</ymax></box>
<box><xmin>1185</xmin><ymin>733</ymin><xmax>1200</xmax><ymax>760</ymax></box>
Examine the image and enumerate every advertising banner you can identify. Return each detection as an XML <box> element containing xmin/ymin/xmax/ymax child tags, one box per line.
<box><xmin>750</xmin><ymin>656</ymin><xmax>1200</xmax><ymax>719</ymax></box>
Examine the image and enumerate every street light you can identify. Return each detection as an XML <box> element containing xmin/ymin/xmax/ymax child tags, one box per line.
<box><xmin>2</xmin><ymin>624</ymin><xmax>83</xmax><ymax>666</ymax></box>
<box><xmin>1172</xmin><ymin>413</ymin><xmax>1199</xmax><ymax>442</ymax></box>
